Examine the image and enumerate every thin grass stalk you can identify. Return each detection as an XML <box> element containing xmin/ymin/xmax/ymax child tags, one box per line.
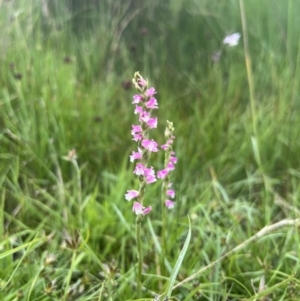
<box><xmin>173</xmin><ymin>218</ymin><xmax>300</xmax><ymax>290</ymax></box>
<box><xmin>63</xmin><ymin>250</ymin><xmax>77</xmax><ymax>301</ymax></box>
<box><xmin>287</xmin><ymin>0</ymin><xmax>294</xmax><ymax>68</ymax></box>
<box><xmin>239</xmin><ymin>0</ymin><xmax>269</xmax><ymax>192</ymax></box>
<box><xmin>239</xmin><ymin>0</ymin><xmax>258</xmax><ymax>139</ymax></box>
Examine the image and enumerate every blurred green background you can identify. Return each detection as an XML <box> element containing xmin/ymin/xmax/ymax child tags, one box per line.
<box><xmin>2</xmin><ymin>0</ymin><xmax>300</xmax><ymax>181</ymax></box>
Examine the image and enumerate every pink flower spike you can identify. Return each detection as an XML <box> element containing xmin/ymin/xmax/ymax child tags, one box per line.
<box><xmin>134</xmin><ymin>163</ymin><xmax>146</xmax><ymax>175</ymax></box>
<box><xmin>132</xmin><ymin>202</ymin><xmax>152</xmax><ymax>215</ymax></box>
<box><xmin>146</xmin><ymin>98</ymin><xmax>158</xmax><ymax>109</ymax></box>
<box><xmin>141</xmin><ymin>139</ymin><xmax>159</xmax><ymax>152</ymax></box>
<box><xmin>161</xmin><ymin>144</ymin><xmax>169</xmax><ymax>150</ymax></box>
<box><xmin>132</xmin><ymin>94</ymin><xmax>143</xmax><ymax>104</ymax></box>
<box><xmin>167</xmin><ymin>189</ymin><xmax>175</xmax><ymax>198</ymax></box>
<box><xmin>131</xmin><ymin>125</ymin><xmax>142</xmax><ymax>134</ymax></box>
<box><xmin>134</xmin><ymin>105</ymin><xmax>144</xmax><ymax>115</ymax></box>
<box><xmin>132</xmin><ymin>133</ymin><xmax>143</xmax><ymax>141</ymax></box>
<box><xmin>146</xmin><ymin>117</ymin><xmax>158</xmax><ymax>129</ymax></box>
<box><xmin>167</xmin><ymin>162</ymin><xmax>175</xmax><ymax>171</ymax></box>
<box><xmin>144</xmin><ymin>166</ymin><xmax>155</xmax><ymax>177</ymax></box>
<box><xmin>157</xmin><ymin>169</ymin><xmax>169</xmax><ymax>179</ymax></box>
<box><xmin>145</xmin><ymin>174</ymin><xmax>157</xmax><ymax>184</ymax></box>
<box><xmin>139</xmin><ymin>111</ymin><xmax>150</xmax><ymax>123</ymax></box>
<box><xmin>165</xmin><ymin>200</ymin><xmax>175</xmax><ymax>209</ymax></box>
<box><xmin>125</xmin><ymin>190</ymin><xmax>139</xmax><ymax>201</ymax></box>
<box><xmin>129</xmin><ymin>149</ymin><xmax>142</xmax><ymax>162</ymax></box>
<box><xmin>132</xmin><ymin>202</ymin><xmax>144</xmax><ymax>215</ymax></box>
<box><xmin>170</xmin><ymin>156</ymin><xmax>177</xmax><ymax>164</ymax></box>
<box><xmin>138</xmin><ymin>77</ymin><xmax>147</xmax><ymax>87</ymax></box>
<box><xmin>144</xmin><ymin>167</ymin><xmax>157</xmax><ymax>184</ymax></box>
<box><xmin>145</xmin><ymin>87</ymin><xmax>156</xmax><ymax>97</ymax></box>
<box><xmin>142</xmin><ymin>206</ymin><xmax>152</xmax><ymax>215</ymax></box>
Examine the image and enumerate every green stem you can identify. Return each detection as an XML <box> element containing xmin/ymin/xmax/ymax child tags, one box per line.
<box><xmin>160</xmin><ymin>181</ymin><xmax>167</xmax><ymax>257</ymax></box>
<box><xmin>0</xmin><ymin>190</ymin><xmax>4</xmax><ymax>241</ymax></box>
<box><xmin>136</xmin><ymin>216</ymin><xmax>143</xmax><ymax>298</ymax></box>
<box><xmin>159</xmin><ymin>182</ymin><xmax>168</xmax><ymax>280</ymax></box>
<box><xmin>72</xmin><ymin>159</ymin><xmax>82</xmax><ymax>226</ymax></box>
<box><xmin>160</xmin><ymin>121</ymin><xmax>175</xmax><ymax>275</ymax></box>
<box><xmin>72</xmin><ymin>160</ymin><xmax>82</xmax><ymax>204</ymax></box>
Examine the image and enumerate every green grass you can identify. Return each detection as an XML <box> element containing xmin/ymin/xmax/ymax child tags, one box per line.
<box><xmin>1</xmin><ymin>0</ymin><xmax>300</xmax><ymax>300</ymax></box>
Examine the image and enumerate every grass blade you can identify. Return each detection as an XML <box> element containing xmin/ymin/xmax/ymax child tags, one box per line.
<box><xmin>165</xmin><ymin>216</ymin><xmax>191</xmax><ymax>298</ymax></box>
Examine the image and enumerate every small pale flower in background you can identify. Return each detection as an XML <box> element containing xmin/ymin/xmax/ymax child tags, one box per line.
<box><xmin>223</xmin><ymin>33</ymin><xmax>241</xmax><ymax>47</ymax></box>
